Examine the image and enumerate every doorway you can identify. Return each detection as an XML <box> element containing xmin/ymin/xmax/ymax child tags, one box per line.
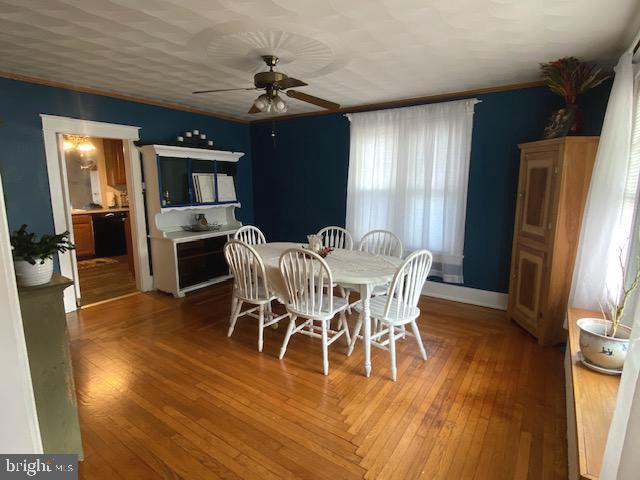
<box><xmin>41</xmin><ymin>115</ymin><xmax>152</xmax><ymax>312</ymax></box>
<box><xmin>64</xmin><ymin>136</ymin><xmax>137</xmax><ymax>306</ymax></box>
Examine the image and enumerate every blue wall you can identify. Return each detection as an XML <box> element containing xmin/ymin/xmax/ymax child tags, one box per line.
<box><xmin>0</xmin><ymin>77</ymin><xmax>253</xmax><ymax>237</ymax></box>
<box><xmin>0</xmin><ymin>75</ymin><xmax>611</xmax><ymax>293</ymax></box>
<box><xmin>251</xmin><ymin>82</ymin><xmax>611</xmax><ymax>293</ymax></box>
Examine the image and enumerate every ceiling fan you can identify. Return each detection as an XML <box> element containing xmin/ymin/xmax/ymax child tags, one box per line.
<box><xmin>193</xmin><ymin>55</ymin><xmax>340</xmax><ymax>114</ymax></box>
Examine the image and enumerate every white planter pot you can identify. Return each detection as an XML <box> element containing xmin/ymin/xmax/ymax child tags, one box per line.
<box><xmin>13</xmin><ymin>257</ymin><xmax>54</xmax><ymax>287</ymax></box>
<box><xmin>577</xmin><ymin>317</ymin><xmax>631</xmax><ymax>371</ymax></box>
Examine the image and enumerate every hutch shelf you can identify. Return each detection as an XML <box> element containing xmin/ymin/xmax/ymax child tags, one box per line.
<box><xmin>139</xmin><ymin>144</ymin><xmax>244</xmax><ymax>297</ymax></box>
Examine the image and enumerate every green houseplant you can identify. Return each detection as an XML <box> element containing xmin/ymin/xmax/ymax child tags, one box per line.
<box><xmin>10</xmin><ymin>224</ymin><xmax>75</xmax><ymax>286</ymax></box>
<box><xmin>540</xmin><ymin>57</ymin><xmax>609</xmax><ymax>134</ymax></box>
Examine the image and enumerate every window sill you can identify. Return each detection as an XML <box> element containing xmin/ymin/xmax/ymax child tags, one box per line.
<box><xmin>565</xmin><ymin>308</ymin><xmax>620</xmax><ymax>480</ymax></box>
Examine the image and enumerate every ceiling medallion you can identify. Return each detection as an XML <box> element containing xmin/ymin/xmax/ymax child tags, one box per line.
<box><xmin>191</xmin><ymin>28</ymin><xmax>348</xmax><ymax>77</ymax></box>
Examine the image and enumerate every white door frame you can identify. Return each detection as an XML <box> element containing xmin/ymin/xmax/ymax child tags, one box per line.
<box><xmin>41</xmin><ymin>114</ymin><xmax>152</xmax><ymax>312</ymax></box>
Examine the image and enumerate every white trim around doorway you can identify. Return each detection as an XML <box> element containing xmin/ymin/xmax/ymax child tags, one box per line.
<box><xmin>41</xmin><ymin>114</ymin><xmax>152</xmax><ymax>312</ymax></box>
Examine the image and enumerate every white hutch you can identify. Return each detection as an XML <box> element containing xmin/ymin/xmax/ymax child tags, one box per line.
<box><xmin>139</xmin><ymin>144</ymin><xmax>243</xmax><ymax>297</ymax></box>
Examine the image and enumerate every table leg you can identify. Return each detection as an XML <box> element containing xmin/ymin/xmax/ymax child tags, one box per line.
<box><xmin>360</xmin><ymin>284</ymin><xmax>372</xmax><ymax>377</ymax></box>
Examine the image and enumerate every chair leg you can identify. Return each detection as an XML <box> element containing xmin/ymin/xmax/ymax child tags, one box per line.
<box><xmin>389</xmin><ymin>323</ymin><xmax>397</xmax><ymax>382</ymax></box>
<box><xmin>228</xmin><ymin>299</ymin><xmax>242</xmax><ymax>337</ymax></box>
<box><xmin>258</xmin><ymin>304</ymin><xmax>265</xmax><ymax>352</ymax></box>
<box><xmin>229</xmin><ymin>295</ymin><xmax>237</xmax><ymax>324</ymax></box>
<box><xmin>411</xmin><ymin>321</ymin><xmax>428</xmax><ymax>360</ymax></box>
<box><xmin>340</xmin><ymin>286</ymin><xmax>351</xmax><ymax>314</ymax></box>
<box><xmin>279</xmin><ymin>315</ymin><xmax>297</xmax><ymax>360</ymax></box>
<box><xmin>348</xmin><ymin>312</ymin><xmax>363</xmax><ymax>356</ymax></box>
<box><xmin>322</xmin><ymin>320</ymin><xmax>329</xmax><ymax>375</ymax></box>
<box><xmin>340</xmin><ymin>310</ymin><xmax>351</xmax><ymax>347</ymax></box>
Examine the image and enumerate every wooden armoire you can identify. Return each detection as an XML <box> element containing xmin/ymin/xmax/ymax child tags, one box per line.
<box><xmin>508</xmin><ymin>136</ymin><xmax>598</xmax><ymax>346</ymax></box>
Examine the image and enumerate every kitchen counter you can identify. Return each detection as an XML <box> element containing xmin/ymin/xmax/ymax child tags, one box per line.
<box><xmin>71</xmin><ymin>207</ymin><xmax>129</xmax><ymax>215</ymax></box>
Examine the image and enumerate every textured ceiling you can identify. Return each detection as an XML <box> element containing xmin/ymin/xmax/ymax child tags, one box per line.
<box><xmin>0</xmin><ymin>0</ymin><xmax>636</xmax><ymax>121</ymax></box>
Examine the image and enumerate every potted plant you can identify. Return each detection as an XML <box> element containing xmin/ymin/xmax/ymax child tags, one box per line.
<box><xmin>577</xmin><ymin>249</ymin><xmax>637</xmax><ymax>373</ymax></box>
<box><xmin>540</xmin><ymin>57</ymin><xmax>609</xmax><ymax>135</ymax></box>
<box><xmin>10</xmin><ymin>224</ymin><xmax>75</xmax><ymax>287</ymax></box>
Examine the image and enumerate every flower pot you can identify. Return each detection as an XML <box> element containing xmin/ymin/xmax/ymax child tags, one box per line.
<box><xmin>13</xmin><ymin>257</ymin><xmax>54</xmax><ymax>287</ymax></box>
<box><xmin>577</xmin><ymin>317</ymin><xmax>631</xmax><ymax>371</ymax></box>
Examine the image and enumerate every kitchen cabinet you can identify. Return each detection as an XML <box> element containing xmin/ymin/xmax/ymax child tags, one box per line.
<box><xmin>103</xmin><ymin>138</ymin><xmax>126</xmax><ymax>186</ymax></box>
<box><xmin>508</xmin><ymin>137</ymin><xmax>598</xmax><ymax>345</ymax></box>
<box><xmin>177</xmin><ymin>236</ymin><xmax>228</xmax><ymax>289</ymax></box>
<box><xmin>72</xmin><ymin>214</ymin><xmax>94</xmax><ymax>259</ymax></box>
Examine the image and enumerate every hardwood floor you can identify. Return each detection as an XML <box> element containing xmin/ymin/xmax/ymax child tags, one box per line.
<box><xmin>78</xmin><ymin>256</ymin><xmax>136</xmax><ymax>306</ymax></box>
<box><xmin>67</xmin><ymin>282</ymin><xmax>567</xmax><ymax>479</ymax></box>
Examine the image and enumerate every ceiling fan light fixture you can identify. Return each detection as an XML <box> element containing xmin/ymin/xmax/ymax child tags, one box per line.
<box><xmin>195</xmin><ymin>54</ymin><xmax>339</xmax><ymax>116</ymax></box>
<box><xmin>273</xmin><ymin>95</ymin><xmax>288</xmax><ymax>113</ymax></box>
<box><xmin>254</xmin><ymin>93</ymin><xmax>270</xmax><ymax>112</ymax></box>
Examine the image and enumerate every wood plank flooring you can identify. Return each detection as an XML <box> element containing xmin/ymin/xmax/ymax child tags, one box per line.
<box><xmin>67</xmin><ymin>281</ymin><xmax>567</xmax><ymax>479</ymax></box>
<box><xmin>78</xmin><ymin>256</ymin><xmax>136</xmax><ymax>306</ymax></box>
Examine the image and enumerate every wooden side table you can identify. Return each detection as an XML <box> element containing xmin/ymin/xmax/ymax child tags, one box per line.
<box><xmin>18</xmin><ymin>274</ymin><xmax>83</xmax><ymax>457</ymax></box>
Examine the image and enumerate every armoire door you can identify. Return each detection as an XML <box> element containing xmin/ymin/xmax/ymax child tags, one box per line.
<box><xmin>517</xmin><ymin>149</ymin><xmax>558</xmax><ymax>245</ymax></box>
<box><xmin>510</xmin><ymin>244</ymin><xmax>546</xmax><ymax>334</ymax></box>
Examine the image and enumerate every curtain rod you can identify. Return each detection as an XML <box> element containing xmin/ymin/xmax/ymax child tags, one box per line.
<box><xmin>342</xmin><ymin>98</ymin><xmax>482</xmax><ymax>118</ymax></box>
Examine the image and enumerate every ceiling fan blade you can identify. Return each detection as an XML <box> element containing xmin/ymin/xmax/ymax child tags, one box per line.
<box><xmin>248</xmin><ymin>104</ymin><xmax>261</xmax><ymax>114</ymax></box>
<box><xmin>277</xmin><ymin>77</ymin><xmax>308</xmax><ymax>90</ymax></box>
<box><xmin>286</xmin><ymin>90</ymin><xmax>340</xmax><ymax>110</ymax></box>
<box><xmin>193</xmin><ymin>87</ymin><xmax>257</xmax><ymax>94</ymax></box>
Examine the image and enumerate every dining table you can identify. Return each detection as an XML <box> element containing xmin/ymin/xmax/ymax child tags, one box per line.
<box><xmin>253</xmin><ymin>242</ymin><xmax>402</xmax><ymax>377</ymax></box>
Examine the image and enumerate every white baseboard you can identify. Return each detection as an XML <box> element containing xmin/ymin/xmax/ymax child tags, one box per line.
<box><xmin>421</xmin><ymin>281</ymin><xmax>508</xmax><ymax>311</ymax></box>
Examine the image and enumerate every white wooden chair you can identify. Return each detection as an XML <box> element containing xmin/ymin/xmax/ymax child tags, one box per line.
<box><xmin>343</xmin><ymin>229</ymin><xmax>404</xmax><ymax>313</ymax></box>
<box><xmin>317</xmin><ymin>226</ymin><xmax>355</xmax><ymax>312</ymax></box>
<box><xmin>317</xmin><ymin>226</ymin><xmax>353</xmax><ymax>250</ymax></box>
<box><xmin>224</xmin><ymin>240</ymin><xmax>287</xmax><ymax>352</ymax></box>
<box><xmin>278</xmin><ymin>248</ymin><xmax>351</xmax><ymax>375</ymax></box>
<box><xmin>234</xmin><ymin>225</ymin><xmax>266</xmax><ymax>245</ymax></box>
<box><xmin>350</xmin><ymin>250</ymin><xmax>433</xmax><ymax>381</ymax></box>
<box><xmin>358</xmin><ymin>229</ymin><xmax>403</xmax><ymax>258</ymax></box>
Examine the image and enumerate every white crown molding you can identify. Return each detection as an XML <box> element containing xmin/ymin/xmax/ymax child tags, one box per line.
<box><xmin>139</xmin><ymin>144</ymin><xmax>244</xmax><ymax>162</ymax></box>
<box><xmin>422</xmin><ymin>281</ymin><xmax>508</xmax><ymax>311</ymax></box>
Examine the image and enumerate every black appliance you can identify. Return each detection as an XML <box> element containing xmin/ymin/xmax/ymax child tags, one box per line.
<box><xmin>93</xmin><ymin>212</ymin><xmax>127</xmax><ymax>257</ymax></box>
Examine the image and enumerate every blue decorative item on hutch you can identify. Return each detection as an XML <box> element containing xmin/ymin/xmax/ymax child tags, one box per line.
<box><xmin>138</xmin><ymin>144</ymin><xmax>244</xmax><ymax>297</ymax></box>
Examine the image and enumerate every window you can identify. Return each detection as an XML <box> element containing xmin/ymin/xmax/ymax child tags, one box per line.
<box><xmin>346</xmin><ymin>99</ymin><xmax>478</xmax><ymax>283</ymax></box>
<box><xmin>620</xmin><ymin>82</ymin><xmax>640</xmax><ymax>262</ymax></box>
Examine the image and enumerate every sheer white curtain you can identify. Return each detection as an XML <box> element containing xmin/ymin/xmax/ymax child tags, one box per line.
<box><xmin>570</xmin><ymin>51</ymin><xmax>636</xmax><ymax>309</ymax></box>
<box><xmin>600</xmin><ymin>50</ymin><xmax>640</xmax><ymax>480</ymax></box>
<box><xmin>346</xmin><ymin>99</ymin><xmax>478</xmax><ymax>283</ymax></box>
